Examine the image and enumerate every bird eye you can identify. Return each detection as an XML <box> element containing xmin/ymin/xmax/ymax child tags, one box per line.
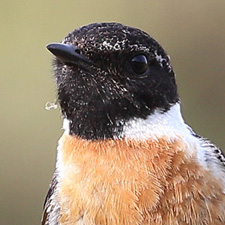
<box><xmin>131</xmin><ymin>54</ymin><xmax>148</xmax><ymax>74</ymax></box>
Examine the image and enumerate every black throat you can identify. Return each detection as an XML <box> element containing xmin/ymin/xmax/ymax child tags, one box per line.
<box><xmin>54</xmin><ymin>59</ymin><xmax>179</xmax><ymax>140</ymax></box>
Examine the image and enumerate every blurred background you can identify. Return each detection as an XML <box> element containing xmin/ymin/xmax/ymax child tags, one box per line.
<box><xmin>1</xmin><ymin>0</ymin><xmax>225</xmax><ymax>224</ymax></box>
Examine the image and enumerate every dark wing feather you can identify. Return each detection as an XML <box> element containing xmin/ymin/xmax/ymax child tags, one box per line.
<box><xmin>188</xmin><ymin>127</ymin><xmax>225</xmax><ymax>170</ymax></box>
<box><xmin>41</xmin><ymin>173</ymin><xmax>59</xmax><ymax>225</ymax></box>
<box><xmin>200</xmin><ymin>137</ymin><xmax>225</xmax><ymax>169</ymax></box>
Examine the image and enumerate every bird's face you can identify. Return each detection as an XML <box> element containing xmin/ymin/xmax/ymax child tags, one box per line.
<box><xmin>47</xmin><ymin>23</ymin><xmax>179</xmax><ymax>139</ymax></box>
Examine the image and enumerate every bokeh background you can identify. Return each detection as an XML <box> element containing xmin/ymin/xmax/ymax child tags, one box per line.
<box><xmin>1</xmin><ymin>1</ymin><xmax>225</xmax><ymax>224</ymax></box>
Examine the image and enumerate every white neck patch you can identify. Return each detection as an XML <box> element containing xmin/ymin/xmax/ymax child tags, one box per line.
<box><xmin>119</xmin><ymin>103</ymin><xmax>190</xmax><ymax>140</ymax></box>
<box><xmin>117</xmin><ymin>103</ymin><xmax>200</xmax><ymax>157</ymax></box>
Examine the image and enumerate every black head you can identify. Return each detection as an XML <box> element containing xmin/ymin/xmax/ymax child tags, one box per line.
<box><xmin>47</xmin><ymin>22</ymin><xmax>179</xmax><ymax>140</ymax></box>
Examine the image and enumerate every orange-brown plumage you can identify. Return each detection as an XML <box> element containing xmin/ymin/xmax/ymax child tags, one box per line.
<box><xmin>57</xmin><ymin>134</ymin><xmax>225</xmax><ymax>225</ymax></box>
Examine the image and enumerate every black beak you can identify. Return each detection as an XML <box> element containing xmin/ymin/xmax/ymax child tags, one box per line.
<box><xmin>46</xmin><ymin>43</ymin><xmax>93</xmax><ymax>69</ymax></box>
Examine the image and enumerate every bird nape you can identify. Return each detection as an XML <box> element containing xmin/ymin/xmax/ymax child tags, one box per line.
<box><xmin>42</xmin><ymin>22</ymin><xmax>225</xmax><ymax>225</ymax></box>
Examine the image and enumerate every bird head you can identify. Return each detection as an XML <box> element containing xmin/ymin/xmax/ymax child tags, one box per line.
<box><xmin>47</xmin><ymin>22</ymin><xmax>179</xmax><ymax>140</ymax></box>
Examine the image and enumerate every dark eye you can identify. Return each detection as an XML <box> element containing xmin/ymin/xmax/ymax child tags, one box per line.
<box><xmin>74</xmin><ymin>48</ymin><xmax>81</xmax><ymax>54</ymax></box>
<box><xmin>131</xmin><ymin>54</ymin><xmax>148</xmax><ymax>74</ymax></box>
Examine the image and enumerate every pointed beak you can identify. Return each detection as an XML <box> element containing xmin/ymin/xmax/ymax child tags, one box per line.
<box><xmin>46</xmin><ymin>43</ymin><xmax>93</xmax><ymax>69</ymax></box>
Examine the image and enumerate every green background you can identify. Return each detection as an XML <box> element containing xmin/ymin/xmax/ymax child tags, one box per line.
<box><xmin>1</xmin><ymin>1</ymin><xmax>225</xmax><ymax>224</ymax></box>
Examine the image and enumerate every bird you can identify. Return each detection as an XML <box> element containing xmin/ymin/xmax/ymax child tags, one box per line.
<box><xmin>42</xmin><ymin>22</ymin><xmax>225</xmax><ymax>225</ymax></box>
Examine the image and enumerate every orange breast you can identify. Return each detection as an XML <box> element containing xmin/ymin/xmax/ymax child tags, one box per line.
<box><xmin>58</xmin><ymin>134</ymin><xmax>225</xmax><ymax>225</ymax></box>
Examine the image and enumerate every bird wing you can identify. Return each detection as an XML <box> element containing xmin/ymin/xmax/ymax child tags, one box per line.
<box><xmin>197</xmin><ymin>136</ymin><xmax>225</xmax><ymax>186</ymax></box>
<box><xmin>200</xmin><ymin>137</ymin><xmax>225</xmax><ymax>167</ymax></box>
<box><xmin>41</xmin><ymin>173</ymin><xmax>60</xmax><ymax>225</ymax></box>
